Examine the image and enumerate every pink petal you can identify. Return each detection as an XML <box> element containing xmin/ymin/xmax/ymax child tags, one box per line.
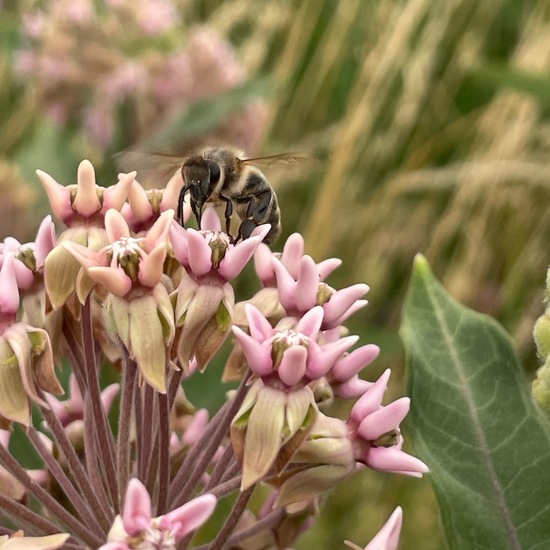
<box><xmin>254</xmin><ymin>243</ymin><xmax>276</xmax><ymax>286</ymax></box>
<box><xmin>100</xmin><ymin>383</ymin><xmax>120</xmax><ymax>414</ymax></box>
<box><xmin>244</xmin><ymin>304</ymin><xmax>273</xmax><ymax>341</ymax></box>
<box><xmin>36</xmin><ymin>169</ymin><xmax>72</xmax><ymax>222</ymax></box>
<box><xmin>12</xmin><ymin>256</ymin><xmax>34</xmax><ymax>290</ymax></box>
<box><xmin>187</xmin><ymin>229</ymin><xmax>213</xmax><ymax>276</ymax></box>
<box><xmin>103</xmin><ymin>171</ymin><xmax>135</xmax><ymax>212</ymax></box>
<box><xmin>358</xmin><ymin>398</ymin><xmax>410</xmax><ymax>441</ymax></box>
<box><xmin>322</xmin><ymin>284</ymin><xmax>369</xmax><ymax>326</ymax></box>
<box><xmin>63</xmin><ymin>242</ymin><xmax>106</xmax><ymax>269</ymax></box>
<box><xmin>122</xmin><ymin>478</ymin><xmax>152</xmax><ymax>536</ymax></box>
<box><xmin>169</xmin><ymin>222</ymin><xmax>189</xmax><ymax>264</ymax></box>
<box><xmin>34</xmin><ymin>216</ymin><xmax>56</xmax><ymax>267</ymax></box>
<box><xmin>138</xmin><ymin>243</ymin><xmax>167</xmax><ymax>288</ymax></box>
<box><xmin>334</xmin><ymin>376</ymin><xmax>374</xmax><ymax>399</ymax></box>
<box><xmin>104</xmin><ymin>209</ymin><xmax>131</xmax><ymax>243</ymax></box>
<box><xmin>232</xmin><ymin>326</ymin><xmax>272</xmax><ymax>376</ymax></box>
<box><xmin>280</xmin><ymin>233</ymin><xmax>304</xmax><ymax>278</ymax></box>
<box><xmin>278</xmin><ymin>345</ymin><xmax>307</xmax><ymax>386</ymax></box>
<box><xmin>350</xmin><ymin>369</ymin><xmax>391</xmax><ymax>422</ymax></box>
<box><xmin>295</xmin><ymin>306</ymin><xmax>323</xmax><ymax>339</ymax></box>
<box><xmin>98</xmin><ymin>543</ymin><xmax>129</xmax><ymax>550</ymax></box>
<box><xmin>44</xmin><ymin>394</ymin><xmax>68</xmax><ymax>424</ymax></box>
<box><xmin>316</xmin><ymin>257</ymin><xmax>342</xmax><ymax>280</ymax></box>
<box><xmin>159</xmin><ymin>493</ymin><xmax>216</xmax><ymax>541</ymax></box>
<box><xmin>307</xmin><ymin>335</ymin><xmax>359</xmax><ymax>379</ymax></box>
<box><xmin>200</xmin><ymin>207</ymin><xmax>221</xmax><ymax>231</ymax></box>
<box><xmin>87</xmin><ymin>266</ymin><xmax>132</xmax><ymax>297</ymax></box>
<box><xmin>272</xmin><ymin>258</ymin><xmax>296</xmax><ymax>312</ymax></box>
<box><xmin>160</xmin><ymin>172</ymin><xmax>184</xmax><ymax>212</ymax></box>
<box><xmin>363</xmin><ymin>506</ymin><xmax>403</xmax><ymax>550</ymax></box>
<box><xmin>72</xmin><ymin>160</ymin><xmax>102</xmax><ymax>217</ymax></box>
<box><xmin>145</xmin><ymin>209</ymin><xmax>174</xmax><ymax>248</ymax></box>
<box><xmin>332</xmin><ymin>344</ymin><xmax>380</xmax><ymax>381</ymax></box>
<box><xmin>182</xmin><ymin>409</ymin><xmax>209</xmax><ymax>446</ymax></box>
<box><xmin>127</xmin><ymin>179</ymin><xmax>153</xmax><ymax>221</ymax></box>
<box><xmin>250</xmin><ymin>225</ymin><xmax>271</xmax><ymax>242</ymax></box>
<box><xmin>295</xmin><ymin>256</ymin><xmax>320</xmax><ymax>312</ymax></box>
<box><xmin>0</xmin><ymin>255</ymin><xmax>20</xmax><ymax>315</ymax></box>
<box><xmin>329</xmin><ymin>299</ymin><xmax>369</xmax><ymax>328</ymax></box>
<box><xmin>218</xmin><ymin>234</ymin><xmax>263</xmax><ymax>281</ymax></box>
<box><xmin>365</xmin><ymin>446</ymin><xmax>429</xmax><ymax>477</ymax></box>
<box><xmin>69</xmin><ymin>374</ymin><xmax>83</xmax><ymax>408</ymax></box>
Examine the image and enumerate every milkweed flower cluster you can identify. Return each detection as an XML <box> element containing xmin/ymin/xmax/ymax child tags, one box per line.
<box><xmin>15</xmin><ymin>0</ymin><xmax>267</xmax><ymax>152</ymax></box>
<box><xmin>0</xmin><ymin>159</ymin><xmax>428</xmax><ymax>548</ymax></box>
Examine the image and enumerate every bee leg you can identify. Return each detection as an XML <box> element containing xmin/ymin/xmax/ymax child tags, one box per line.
<box><xmin>188</xmin><ymin>198</ymin><xmax>203</xmax><ymax>229</ymax></box>
<box><xmin>220</xmin><ymin>194</ymin><xmax>234</xmax><ymax>237</ymax></box>
<box><xmin>237</xmin><ymin>190</ymin><xmax>273</xmax><ymax>241</ymax></box>
<box><xmin>177</xmin><ymin>185</ymin><xmax>189</xmax><ymax>225</ymax></box>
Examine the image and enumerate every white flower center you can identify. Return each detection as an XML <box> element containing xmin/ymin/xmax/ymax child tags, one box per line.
<box><xmin>275</xmin><ymin>329</ymin><xmax>308</xmax><ymax>347</ymax></box>
<box><xmin>107</xmin><ymin>236</ymin><xmax>144</xmax><ymax>260</ymax></box>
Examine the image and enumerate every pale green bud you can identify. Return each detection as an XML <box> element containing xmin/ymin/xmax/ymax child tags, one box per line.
<box><xmin>533</xmin><ymin>357</ymin><xmax>550</xmax><ymax>416</ymax></box>
<box><xmin>534</xmin><ymin>312</ymin><xmax>550</xmax><ymax>359</ymax></box>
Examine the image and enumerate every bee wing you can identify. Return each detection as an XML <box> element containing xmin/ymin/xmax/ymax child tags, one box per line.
<box><xmin>238</xmin><ymin>152</ymin><xmax>312</xmax><ymax>168</ymax></box>
<box><xmin>114</xmin><ymin>151</ymin><xmax>182</xmax><ymax>184</ymax></box>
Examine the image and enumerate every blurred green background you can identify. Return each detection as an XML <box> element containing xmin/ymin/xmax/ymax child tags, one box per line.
<box><xmin>3</xmin><ymin>0</ymin><xmax>550</xmax><ymax>547</ymax></box>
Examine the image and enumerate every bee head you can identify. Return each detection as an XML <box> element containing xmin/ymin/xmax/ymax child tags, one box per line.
<box><xmin>181</xmin><ymin>158</ymin><xmax>221</xmax><ymax>203</ymax></box>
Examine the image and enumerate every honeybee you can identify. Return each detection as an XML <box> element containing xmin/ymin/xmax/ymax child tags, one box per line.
<box><xmin>117</xmin><ymin>146</ymin><xmax>308</xmax><ymax>244</ymax></box>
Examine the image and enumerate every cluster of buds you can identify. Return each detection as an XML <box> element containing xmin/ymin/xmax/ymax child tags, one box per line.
<box><xmin>0</xmin><ymin>159</ymin><xmax>428</xmax><ymax>548</ymax></box>
<box><xmin>15</xmin><ymin>0</ymin><xmax>267</xmax><ymax>152</ymax></box>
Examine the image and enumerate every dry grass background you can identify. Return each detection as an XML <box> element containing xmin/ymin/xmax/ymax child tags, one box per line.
<box><xmin>223</xmin><ymin>0</ymin><xmax>550</xmax><ymax>546</ymax></box>
<box><xmin>4</xmin><ymin>0</ymin><xmax>550</xmax><ymax>547</ymax></box>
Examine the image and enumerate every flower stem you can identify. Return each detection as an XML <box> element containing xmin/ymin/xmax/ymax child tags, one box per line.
<box><xmin>81</xmin><ymin>297</ymin><xmax>119</xmax><ymax>511</ymax></box>
<box><xmin>138</xmin><ymin>383</ymin><xmax>156</xmax><ymax>484</ymax></box>
<box><xmin>209</xmin><ymin>476</ymin><xmax>241</xmax><ymax>498</ymax></box>
<box><xmin>0</xmin><ymin>492</ymin><xmax>79</xmax><ymax>545</ymax></box>
<box><xmin>205</xmin><ymin>444</ymin><xmax>235</xmax><ymax>490</ymax></box>
<box><xmin>0</xmin><ymin>443</ymin><xmax>103</xmax><ymax>548</ymax></box>
<box><xmin>117</xmin><ymin>348</ymin><xmax>137</xmax><ymax>510</ymax></box>
<box><xmin>192</xmin><ymin>508</ymin><xmax>285</xmax><ymax>550</ymax></box>
<box><xmin>170</xmin><ymin>370</ymin><xmax>251</xmax><ymax>508</ymax></box>
<box><xmin>27</xmin><ymin>428</ymin><xmax>106</xmax><ymax>536</ymax></box>
<box><xmin>205</xmin><ymin>486</ymin><xmax>254</xmax><ymax>550</ymax></box>
<box><xmin>37</xmin><ymin>393</ymin><xmax>113</xmax><ymax>527</ymax></box>
<box><xmin>83</xmin><ymin>397</ymin><xmax>112</xmax><ymax>514</ymax></box>
<box><xmin>156</xmin><ymin>389</ymin><xmax>170</xmax><ymax>515</ymax></box>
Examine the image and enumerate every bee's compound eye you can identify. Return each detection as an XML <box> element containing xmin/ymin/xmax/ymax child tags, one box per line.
<box><xmin>207</xmin><ymin>161</ymin><xmax>221</xmax><ymax>184</ymax></box>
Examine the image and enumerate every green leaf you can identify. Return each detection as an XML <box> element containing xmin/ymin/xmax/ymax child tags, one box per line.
<box><xmin>142</xmin><ymin>78</ymin><xmax>273</xmax><ymax>151</ymax></box>
<box><xmin>400</xmin><ymin>254</ymin><xmax>550</xmax><ymax>550</ymax></box>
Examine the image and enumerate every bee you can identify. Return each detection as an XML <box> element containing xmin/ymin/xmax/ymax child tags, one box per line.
<box><xmin>117</xmin><ymin>146</ymin><xmax>308</xmax><ymax>244</ymax></box>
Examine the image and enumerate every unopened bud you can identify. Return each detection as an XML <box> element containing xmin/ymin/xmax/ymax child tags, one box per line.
<box><xmin>534</xmin><ymin>312</ymin><xmax>550</xmax><ymax>359</ymax></box>
<box><xmin>533</xmin><ymin>357</ymin><xmax>550</xmax><ymax>416</ymax></box>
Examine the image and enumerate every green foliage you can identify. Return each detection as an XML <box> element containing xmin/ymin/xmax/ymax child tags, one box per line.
<box><xmin>401</xmin><ymin>255</ymin><xmax>550</xmax><ymax>549</ymax></box>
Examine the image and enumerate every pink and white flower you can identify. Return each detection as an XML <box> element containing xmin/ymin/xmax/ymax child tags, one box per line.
<box><xmin>347</xmin><ymin>370</ymin><xmax>429</xmax><ymax>477</ymax></box>
<box><xmin>233</xmin><ymin>304</ymin><xmax>366</xmax><ymax>387</ymax></box>
<box><xmin>99</xmin><ymin>478</ymin><xmax>216</xmax><ymax>549</ymax></box>
<box><xmin>170</xmin><ymin>206</ymin><xmax>270</xmax><ymax>283</ymax></box>
<box><xmin>345</xmin><ymin>506</ymin><xmax>403</xmax><ymax>550</ymax></box>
